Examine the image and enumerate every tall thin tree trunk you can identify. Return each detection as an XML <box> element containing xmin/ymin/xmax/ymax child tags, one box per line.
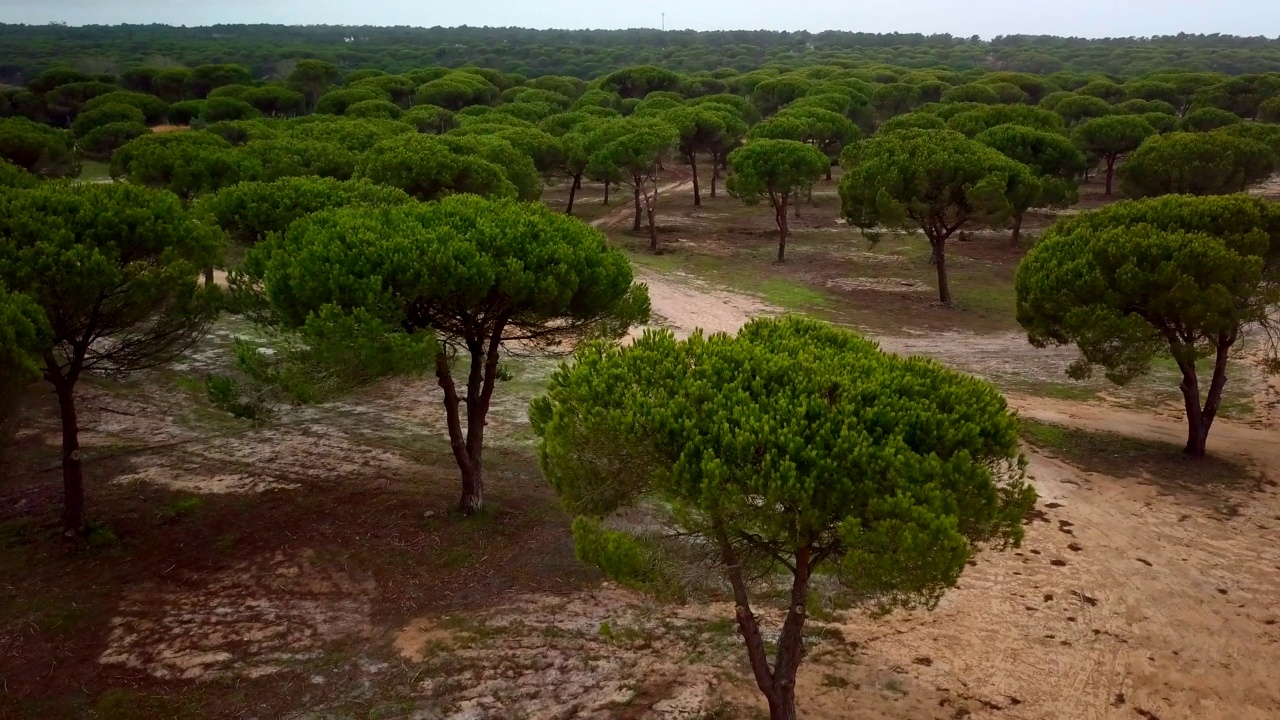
<box><xmin>204</xmin><ymin>266</ymin><xmax>215</xmax><ymax>286</ymax></box>
<box><xmin>711</xmin><ymin>155</ymin><xmax>720</xmax><ymax>198</ymax></box>
<box><xmin>793</xmin><ymin>191</ymin><xmax>801</xmax><ymax>220</ymax></box>
<box><xmin>646</xmin><ymin>182</ymin><xmax>659</xmax><ymax>252</ymax></box>
<box><xmin>48</xmin><ymin>363</ymin><xmax>84</xmax><ymax>535</ymax></box>
<box><xmin>931</xmin><ymin>237</ymin><xmax>952</xmax><ymax>305</ymax></box>
<box><xmin>1104</xmin><ymin>154</ymin><xmax>1117</xmax><ymax>196</ymax></box>
<box><xmin>1011</xmin><ymin>212</ymin><xmax>1024</xmax><ymax>246</ymax></box>
<box><xmin>775</xmin><ymin>196</ymin><xmax>789</xmax><ymax>263</ymax></box>
<box><xmin>690</xmin><ymin>155</ymin><xmax>702</xmax><ymax>206</ymax></box>
<box><xmin>633</xmin><ymin>186</ymin><xmax>642</xmax><ymax>232</ymax></box>
<box><xmin>566</xmin><ymin>174</ymin><xmax>580</xmax><ymax>216</ymax></box>
<box><xmin>603</xmin><ymin>182</ymin><xmax>611</xmax><ymax>206</ymax></box>
<box><xmin>434</xmin><ymin>325</ymin><xmax>505</xmax><ymax>515</ymax></box>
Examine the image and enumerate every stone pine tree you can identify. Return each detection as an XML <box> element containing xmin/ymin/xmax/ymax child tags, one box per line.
<box><xmin>287</xmin><ymin>60</ymin><xmax>343</xmax><ymax>112</ymax></box>
<box><xmin>1117</xmin><ymin>131</ymin><xmax>1277</xmax><ymax>198</ymax></box>
<box><xmin>532</xmin><ymin>316</ymin><xmax>1036</xmax><ymax>720</ymax></box>
<box><xmin>727</xmin><ymin>139</ymin><xmax>829</xmax><ymax>262</ymax></box>
<box><xmin>198</xmin><ymin>176</ymin><xmax>414</xmax><ymax>249</ymax></box>
<box><xmin>0</xmin><ymin>183</ymin><xmax>222</xmax><ymax>533</ymax></box>
<box><xmin>839</xmin><ymin>129</ymin><xmax>1040</xmax><ymax>305</ymax></box>
<box><xmin>663</xmin><ymin>106</ymin><xmax>728</xmax><ymax>206</ymax></box>
<box><xmin>1016</xmin><ymin>194</ymin><xmax>1280</xmax><ymax>457</ymax></box>
<box><xmin>1072</xmin><ymin>115</ymin><xmax>1156</xmax><ymax>196</ymax></box>
<box><xmin>238</xmin><ymin>195</ymin><xmax>649</xmax><ymax>514</ymax></box>
<box><xmin>587</xmin><ymin>117</ymin><xmax>678</xmax><ymax>251</ymax></box>
<box><xmin>976</xmin><ymin>124</ymin><xmax>1088</xmax><ymax>244</ymax></box>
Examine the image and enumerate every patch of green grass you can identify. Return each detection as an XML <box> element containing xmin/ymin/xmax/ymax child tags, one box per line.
<box><xmin>92</xmin><ymin>688</ymin><xmax>204</xmax><ymax>720</ymax></box>
<box><xmin>598</xmin><ymin>621</ymin><xmax>651</xmax><ymax>643</ymax></box>
<box><xmin>174</xmin><ymin>375</ymin><xmax>204</xmax><ymax>394</ymax></box>
<box><xmin>754</xmin><ymin>277</ymin><xmax>830</xmax><ymax>311</ymax></box>
<box><xmin>1008</xmin><ymin>379</ymin><xmax>1099</xmax><ymax>403</ymax></box>
<box><xmin>77</xmin><ymin>160</ymin><xmax>112</xmax><ymax>183</ymax></box>
<box><xmin>822</xmin><ymin>674</ymin><xmax>851</xmax><ymax>689</ymax></box>
<box><xmin>952</xmin><ymin>276</ymin><xmax>1016</xmax><ymax>322</ymax></box>
<box><xmin>437</xmin><ymin>546</ymin><xmax>479</xmax><ymax>569</ymax></box>
<box><xmin>212</xmin><ymin>531</ymin><xmax>239</xmax><ymax>555</ymax></box>
<box><xmin>159</xmin><ymin>496</ymin><xmax>202</xmax><ymax>520</ymax></box>
<box><xmin>882</xmin><ymin>677</ymin><xmax>909</xmax><ymax>696</ymax></box>
<box><xmin>10</xmin><ymin>596</ymin><xmax>90</xmax><ymax>636</ymax></box>
<box><xmin>628</xmin><ymin>248</ymin><xmax>834</xmax><ymax>314</ymax></box>
<box><xmin>85</xmin><ymin>522</ymin><xmax>120</xmax><ymax>549</ymax></box>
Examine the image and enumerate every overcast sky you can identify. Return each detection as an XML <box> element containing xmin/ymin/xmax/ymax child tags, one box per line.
<box><xmin>1</xmin><ymin>1</ymin><xmax>1277</xmax><ymax>39</ymax></box>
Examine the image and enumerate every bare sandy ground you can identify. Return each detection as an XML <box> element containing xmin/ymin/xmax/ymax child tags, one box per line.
<box><xmin>587</xmin><ymin>264</ymin><xmax>1280</xmax><ymax>720</ymax></box>
<box><xmin>93</xmin><ymin>213</ymin><xmax>1280</xmax><ymax>719</ymax></box>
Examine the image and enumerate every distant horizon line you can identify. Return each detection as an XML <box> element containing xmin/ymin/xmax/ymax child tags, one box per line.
<box><xmin>1</xmin><ymin>22</ymin><xmax>1278</xmax><ymax>42</ymax></box>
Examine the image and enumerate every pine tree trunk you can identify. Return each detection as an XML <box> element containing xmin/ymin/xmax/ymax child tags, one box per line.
<box><xmin>711</xmin><ymin>156</ymin><xmax>720</xmax><ymax>198</ymax></box>
<box><xmin>458</xmin><ymin>463</ymin><xmax>484</xmax><ymax>514</ymax></box>
<box><xmin>768</xmin><ymin>547</ymin><xmax>812</xmax><ymax>720</ymax></box>
<box><xmin>715</xmin><ymin>527</ymin><xmax>811</xmax><ymax>720</ymax></box>
<box><xmin>603</xmin><ymin>182</ymin><xmax>611</xmax><ymax>206</ymax></box>
<box><xmin>1011</xmin><ymin>213</ymin><xmax>1024</xmax><ymax>246</ymax></box>
<box><xmin>204</xmin><ymin>266</ymin><xmax>215</xmax><ymax>286</ymax></box>
<box><xmin>1177</xmin><ymin>337</ymin><xmax>1232</xmax><ymax>458</ymax></box>
<box><xmin>645</xmin><ymin>178</ymin><xmax>661</xmax><ymax>251</ymax></box>
<box><xmin>434</xmin><ymin>325</ymin><xmax>506</xmax><ymax>514</ymax></box>
<box><xmin>49</xmin><ymin>367</ymin><xmax>85</xmax><ymax>535</ymax></box>
<box><xmin>775</xmin><ymin>198</ymin><xmax>789</xmax><ymax>263</ymax></box>
<box><xmin>931</xmin><ymin>237</ymin><xmax>952</xmax><ymax>305</ymax></box>
<box><xmin>690</xmin><ymin>155</ymin><xmax>702</xmax><ymax>206</ymax></box>
<box><xmin>1104</xmin><ymin>154</ymin><xmax>1117</xmax><ymax>196</ymax></box>
<box><xmin>566</xmin><ymin>174</ymin><xmax>580</xmax><ymax>215</ymax></box>
<box><xmin>633</xmin><ymin>186</ymin><xmax>642</xmax><ymax>232</ymax></box>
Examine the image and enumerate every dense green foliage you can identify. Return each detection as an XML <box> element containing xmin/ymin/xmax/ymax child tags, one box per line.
<box><xmin>975</xmin><ymin>124</ymin><xmax>1088</xmax><ymax>243</ymax></box>
<box><xmin>198</xmin><ymin>176</ymin><xmax>413</xmax><ymax>247</ymax></box>
<box><xmin>0</xmin><ymin>284</ymin><xmax>49</xmax><ymax>387</ymax></box>
<box><xmin>1072</xmin><ymin>115</ymin><xmax>1157</xmax><ymax>195</ymax></box>
<box><xmin>0</xmin><ymin>117</ymin><xmax>79</xmax><ymax>177</ymax></box>
<box><xmin>112</xmin><ymin>131</ymin><xmax>262</xmax><ymax>201</ymax></box>
<box><xmin>532</xmin><ymin>316</ymin><xmax>1035</xmax><ymax>720</ymax></box>
<box><xmin>1119</xmin><ymin>131</ymin><xmax>1278</xmax><ymax>197</ymax></box>
<box><xmin>1016</xmin><ymin>195</ymin><xmax>1280</xmax><ymax>456</ymax></box>
<box><xmin>0</xmin><ymin>284</ymin><xmax>50</xmax><ymax>462</ymax></box>
<box><xmin>6</xmin><ymin>27</ymin><xmax>1280</xmax><ymax>83</ymax></box>
<box><xmin>355</xmin><ymin>133</ymin><xmax>520</xmax><ymax>201</ymax></box>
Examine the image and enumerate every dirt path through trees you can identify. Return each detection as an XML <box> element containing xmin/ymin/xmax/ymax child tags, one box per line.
<box><xmin>623</xmin><ymin>256</ymin><xmax>1280</xmax><ymax>720</ymax></box>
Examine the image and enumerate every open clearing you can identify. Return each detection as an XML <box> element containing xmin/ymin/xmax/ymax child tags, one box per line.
<box><xmin>4</xmin><ymin>167</ymin><xmax>1280</xmax><ymax>720</ymax></box>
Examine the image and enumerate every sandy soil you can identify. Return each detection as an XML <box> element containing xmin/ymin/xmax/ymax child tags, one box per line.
<box><xmin>99</xmin><ymin>549</ymin><xmax>376</xmax><ymax>681</ymax></box>
<box><xmin>30</xmin><ymin>210</ymin><xmax>1276</xmax><ymax>719</ymax></box>
<box><xmin>632</xmin><ymin>267</ymin><xmax>778</xmax><ymax>339</ymax></box>
<box><xmin>583</xmin><ymin>263</ymin><xmax>1280</xmax><ymax>719</ymax></box>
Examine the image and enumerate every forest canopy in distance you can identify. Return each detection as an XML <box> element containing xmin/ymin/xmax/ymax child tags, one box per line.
<box><xmin>2</xmin><ymin>24</ymin><xmax>1280</xmax><ymax>83</ymax></box>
